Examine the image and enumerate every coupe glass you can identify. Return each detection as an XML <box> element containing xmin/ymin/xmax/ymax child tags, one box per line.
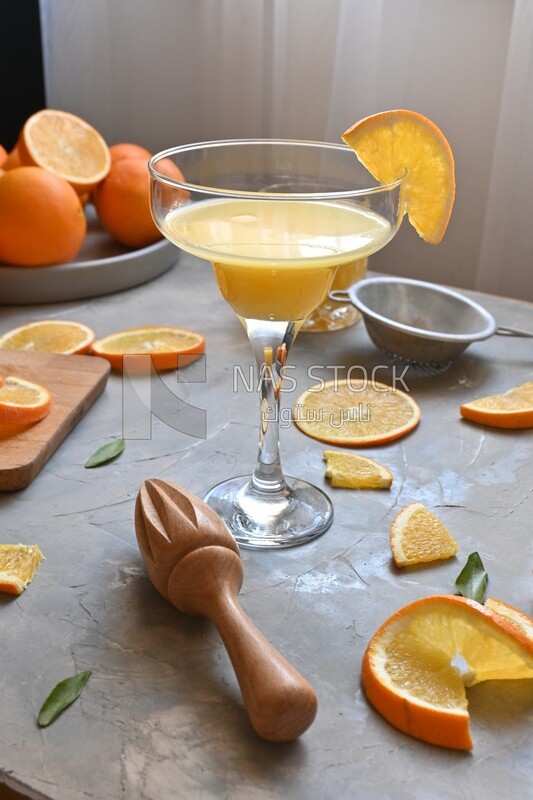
<box><xmin>149</xmin><ymin>140</ymin><xmax>404</xmax><ymax>549</ymax></box>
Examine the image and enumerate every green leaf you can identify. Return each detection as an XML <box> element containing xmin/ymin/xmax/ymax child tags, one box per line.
<box><xmin>84</xmin><ymin>437</ymin><xmax>125</xmax><ymax>468</ymax></box>
<box><xmin>455</xmin><ymin>552</ymin><xmax>488</xmax><ymax>603</ymax></box>
<box><xmin>37</xmin><ymin>670</ymin><xmax>92</xmax><ymax>727</ymax></box>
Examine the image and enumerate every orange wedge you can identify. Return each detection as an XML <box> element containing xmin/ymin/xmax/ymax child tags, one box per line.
<box><xmin>0</xmin><ymin>543</ymin><xmax>44</xmax><ymax>595</ymax></box>
<box><xmin>390</xmin><ymin>502</ymin><xmax>459</xmax><ymax>567</ymax></box>
<box><xmin>342</xmin><ymin>110</ymin><xmax>455</xmax><ymax>244</ymax></box>
<box><xmin>459</xmin><ymin>381</ymin><xmax>533</xmax><ymax>429</ymax></box>
<box><xmin>323</xmin><ymin>450</ymin><xmax>393</xmax><ymax>489</ymax></box>
<box><xmin>362</xmin><ymin>594</ymin><xmax>533</xmax><ymax>750</ymax></box>
<box><xmin>17</xmin><ymin>109</ymin><xmax>111</xmax><ymax>195</ymax></box>
<box><xmin>294</xmin><ymin>379</ymin><xmax>420</xmax><ymax>446</ymax></box>
<box><xmin>91</xmin><ymin>326</ymin><xmax>205</xmax><ymax>371</ymax></box>
<box><xmin>0</xmin><ymin>376</ymin><xmax>52</xmax><ymax>424</ymax></box>
<box><xmin>0</xmin><ymin>319</ymin><xmax>95</xmax><ymax>355</ymax></box>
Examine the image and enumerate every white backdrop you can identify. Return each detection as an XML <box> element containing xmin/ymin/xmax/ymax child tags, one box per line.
<box><xmin>39</xmin><ymin>0</ymin><xmax>533</xmax><ymax>302</ymax></box>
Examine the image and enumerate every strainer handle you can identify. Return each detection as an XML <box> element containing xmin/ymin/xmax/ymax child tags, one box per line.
<box><xmin>496</xmin><ymin>325</ymin><xmax>533</xmax><ymax>338</ymax></box>
<box><xmin>328</xmin><ymin>290</ymin><xmax>351</xmax><ymax>303</ymax></box>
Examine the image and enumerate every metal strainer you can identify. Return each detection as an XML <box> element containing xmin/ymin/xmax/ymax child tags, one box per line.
<box><xmin>329</xmin><ymin>276</ymin><xmax>533</xmax><ymax>366</ymax></box>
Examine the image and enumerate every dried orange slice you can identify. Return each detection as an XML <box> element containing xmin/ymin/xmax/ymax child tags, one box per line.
<box><xmin>18</xmin><ymin>109</ymin><xmax>111</xmax><ymax>194</ymax></box>
<box><xmin>323</xmin><ymin>450</ymin><xmax>393</xmax><ymax>489</ymax></box>
<box><xmin>0</xmin><ymin>376</ymin><xmax>52</xmax><ymax>425</ymax></box>
<box><xmin>0</xmin><ymin>319</ymin><xmax>95</xmax><ymax>355</ymax></box>
<box><xmin>91</xmin><ymin>326</ymin><xmax>205</xmax><ymax>371</ymax></box>
<box><xmin>459</xmin><ymin>381</ymin><xmax>533</xmax><ymax>429</ymax></box>
<box><xmin>389</xmin><ymin>502</ymin><xmax>459</xmax><ymax>567</ymax></box>
<box><xmin>294</xmin><ymin>379</ymin><xmax>420</xmax><ymax>446</ymax></box>
<box><xmin>0</xmin><ymin>544</ymin><xmax>44</xmax><ymax>595</ymax></box>
<box><xmin>362</xmin><ymin>594</ymin><xmax>533</xmax><ymax>750</ymax></box>
<box><xmin>342</xmin><ymin>110</ymin><xmax>455</xmax><ymax>244</ymax></box>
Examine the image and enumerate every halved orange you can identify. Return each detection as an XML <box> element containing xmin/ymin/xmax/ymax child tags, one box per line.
<box><xmin>294</xmin><ymin>379</ymin><xmax>420</xmax><ymax>446</ymax></box>
<box><xmin>91</xmin><ymin>326</ymin><xmax>205</xmax><ymax>371</ymax></box>
<box><xmin>0</xmin><ymin>543</ymin><xmax>44</xmax><ymax>595</ymax></box>
<box><xmin>17</xmin><ymin>109</ymin><xmax>111</xmax><ymax>194</ymax></box>
<box><xmin>459</xmin><ymin>381</ymin><xmax>533</xmax><ymax>429</ymax></box>
<box><xmin>389</xmin><ymin>502</ymin><xmax>459</xmax><ymax>567</ymax></box>
<box><xmin>0</xmin><ymin>319</ymin><xmax>95</xmax><ymax>355</ymax></box>
<box><xmin>0</xmin><ymin>376</ymin><xmax>52</xmax><ymax>424</ymax></box>
<box><xmin>342</xmin><ymin>110</ymin><xmax>455</xmax><ymax>244</ymax></box>
<box><xmin>323</xmin><ymin>450</ymin><xmax>393</xmax><ymax>489</ymax></box>
<box><xmin>362</xmin><ymin>594</ymin><xmax>533</xmax><ymax>750</ymax></box>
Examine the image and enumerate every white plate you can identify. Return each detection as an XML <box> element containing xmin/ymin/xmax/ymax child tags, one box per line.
<box><xmin>0</xmin><ymin>206</ymin><xmax>179</xmax><ymax>305</ymax></box>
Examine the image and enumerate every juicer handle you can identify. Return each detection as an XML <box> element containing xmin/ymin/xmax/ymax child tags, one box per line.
<box><xmin>212</xmin><ymin>576</ymin><xmax>318</xmax><ymax>743</ymax></box>
<box><xmin>167</xmin><ymin>546</ymin><xmax>317</xmax><ymax>743</ymax></box>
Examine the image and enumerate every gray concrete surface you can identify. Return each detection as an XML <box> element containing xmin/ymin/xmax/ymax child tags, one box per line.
<box><xmin>0</xmin><ymin>255</ymin><xmax>532</xmax><ymax>799</ymax></box>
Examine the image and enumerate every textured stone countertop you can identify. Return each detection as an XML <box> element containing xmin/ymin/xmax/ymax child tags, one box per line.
<box><xmin>0</xmin><ymin>254</ymin><xmax>532</xmax><ymax>800</ymax></box>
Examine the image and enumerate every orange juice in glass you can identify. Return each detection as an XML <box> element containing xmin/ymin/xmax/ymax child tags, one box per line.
<box><xmin>149</xmin><ymin>140</ymin><xmax>404</xmax><ymax>549</ymax></box>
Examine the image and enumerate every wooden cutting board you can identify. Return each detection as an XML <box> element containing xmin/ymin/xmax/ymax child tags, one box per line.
<box><xmin>0</xmin><ymin>350</ymin><xmax>110</xmax><ymax>491</ymax></box>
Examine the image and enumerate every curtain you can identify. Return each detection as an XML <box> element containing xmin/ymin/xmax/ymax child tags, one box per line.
<box><xmin>39</xmin><ymin>0</ymin><xmax>533</xmax><ymax>302</ymax></box>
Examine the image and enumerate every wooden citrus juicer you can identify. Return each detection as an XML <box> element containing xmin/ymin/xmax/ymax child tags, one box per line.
<box><xmin>135</xmin><ymin>478</ymin><xmax>317</xmax><ymax>742</ymax></box>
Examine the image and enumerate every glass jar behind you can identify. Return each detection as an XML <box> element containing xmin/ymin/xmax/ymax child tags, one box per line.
<box><xmin>302</xmin><ymin>256</ymin><xmax>368</xmax><ymax>332</ymax></box>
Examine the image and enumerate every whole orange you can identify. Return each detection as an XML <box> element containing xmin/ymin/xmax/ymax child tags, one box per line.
<box><xmin>0</xmin><ymin>166</ymin><xmax>86</xmax><ymax>266</ymax></box>
<box><xmin>109</xmin><ymin>143</ymin><xmax>152</xmax><ymax>164</ymax></box>
<box><xmin>154</xmin><ymin>157</ymin><xmax>186</xmax><ymax>182</ymax></box>
<box><xmin>2</xmin><ymin>147</ymin><xmax>21</xmax><ymax>170</ymax></box>
<box><xmin>94</xmin><ymin>157</ymin><xmax>186</xmax><ymax>248</ymax></box>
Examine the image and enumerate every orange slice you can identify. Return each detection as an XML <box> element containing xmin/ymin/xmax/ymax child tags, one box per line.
<box><xmin>91</xmin><ymin>326</ymin><xmax>205</xmax><ymax>371</ymax></box>
<box><xmin>485</xmin><ymin>597</ymin><xmax>533</xmax><ymax>641</ymax></box>
<box><xmin>0</xmin><ymin>319</ymin><xmax>95</xmax><ymax>355</ymax></box>
<box><xmin>342</xmin><ymin>109</ymin><xmax>455</xmax><ymax>244</ymax></box>
<box><xmin>18</xmin><ymin>109</ymin><xmax>111</xmax><ymax>194</ymax></box>
<box><xmin>0</xmin><ymin>376</ymin><xmax>52</xmax><ymax>424</ymax></box>
<box><xmin>323</xmin><ymin>450</ymin><xmax>393</xmax><ymax>489</ymax></box>
<box><xmin>0</xmin><ymin>543</ymin><xmax>44</xmax><ymax>595</ymax></box>
<box><xmin>294</xmin><ymin>379</ymin><xmax>420</xmax><ymax>446</ymax></box>
<box><xmin>459</xmin><ymin>381</ymin><xmax>533</xmax><ymax>429</ymax></box>
<box><xmin>362</xmin><ymin>594</ymin><xmax>533</xmax><ymax>750</ymax></box>
<box><xmin>389</xmin><ymin>502</ymin><xmax>459</xmax><ymax>567</ymax></box>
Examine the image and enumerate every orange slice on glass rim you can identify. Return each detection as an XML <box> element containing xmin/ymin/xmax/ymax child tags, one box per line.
<box><xmin>0</xmin><ymin>319</ymin><xmax>96</xmax><ymax>355</ymax></box>
<box><xmin>0</xmin><ymin>543</ymin><xmax>44</xmax><ymax>595</ymax></box>
<box><xmin>91</xmin><ymin>326</ymin><xmax>205</xmax><ymax>371</ymax></box>
<box><xmin>294</xmin><ymin>379</ymin><xmax>420</xmax><ymax>446</ymax></box>
<box><xmin>459</xmin><ymin>381</ymin><xmax>533</xmax><ymax>429</ymax></box>
<box><xmin>342</xmin><ymin>109</ymin><xmax>455</xmax><ymax>244</ymax></box>
<box><xmin>362</xmin><ymin>594</ymin><xmax>533</xmax><ymax>750</ymax></box>
<box><xmin>17</xmin><ymin>109</ymin><xmax>111</xmax><ymax>195</ymax></box>
<box><xmin>0</xmin><ymin>375</ymin><xmax>52</xmax><ymax>425</ymax></box>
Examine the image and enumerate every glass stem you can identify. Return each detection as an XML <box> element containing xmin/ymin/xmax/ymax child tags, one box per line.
<box><xmin>243</xmin><ymin>319</ymin><xmax>297</xmax><ymax>494</ymax></box>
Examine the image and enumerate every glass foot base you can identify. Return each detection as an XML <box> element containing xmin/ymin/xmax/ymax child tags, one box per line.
<box><xmin>204</xmin><ymin>475</ymin><xmax>333</xmax><ymax>549</ymax></box>
<box><xmin>302</xmin><ymin>301</ymin><xmax>362</xmax><ymax>332</ymax></box>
